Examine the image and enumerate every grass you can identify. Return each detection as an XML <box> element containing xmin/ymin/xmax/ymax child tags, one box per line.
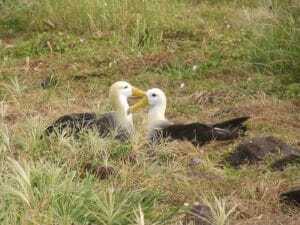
<box><xmin>0</xmin><ymin>0</ymin><xmax>300</xmax><ymax>224</ymax></box>
<box><xmin>201</xmin><ymin>194</ymin><xmax>237</xmax><ymax>225</ymax></box>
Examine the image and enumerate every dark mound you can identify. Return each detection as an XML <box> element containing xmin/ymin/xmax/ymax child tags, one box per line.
<box><xmin>224</xmin><ymin>136</ymin><xmax>300</xmax><ymax>169</ymax></box>
<box><xmin>183</xmin><ymin>202</ymin><xmax>211</xmax><ymax>225</ymax></box>
<box><xmin>280</xmin><ymin>187</ymin><xmax>300</xmax><ymax>206</ymax></box>
<box><xmin>270</xmin><ymin>154</ymin><xmax>300</xmax><ymax>171</ymax></box>
<box><xmin>83</xmin><ymin>163</ymin><xmax>116</xmax><ymax>180</ymax></box>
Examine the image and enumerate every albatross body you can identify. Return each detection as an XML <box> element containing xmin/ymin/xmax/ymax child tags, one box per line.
<box><xmin>45</xmin><ymin>81</ymin><xmax>145</xmax><ymax>141</ymax></box>
<box><xmin>131</xmin><ymin>88</ymin><xmax>250</xmax><ymax>146</ymax></box>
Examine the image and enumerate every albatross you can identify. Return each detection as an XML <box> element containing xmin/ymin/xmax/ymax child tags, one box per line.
<box><xmin>130</xmin><ymin>88</ymin><xmax>250</xmax><ymax>146</ymax></box>
<box><xmin>44</xmin><ymin>81</ymin><xmax>145</xmax><ymax>141</ymax></box>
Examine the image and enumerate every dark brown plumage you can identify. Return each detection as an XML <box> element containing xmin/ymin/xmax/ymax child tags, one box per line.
<box><xmin>44</xmin><ymin>112</ymin><xmax>97</xmax><ymax>136</ymax></box>
<box><xmin>44</xmin><ymin>112</ymin><xmax>131</xmax><ymax>141</ymax></box>
<box><xmin>149</xmin><ymin>116</ymin><xmax>250</xmax><ymax>146</ymax></box>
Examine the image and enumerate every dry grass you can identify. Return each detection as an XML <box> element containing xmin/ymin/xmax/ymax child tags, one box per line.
<box><xmin>0</xmin><ymin>0</ymin><xmax>300</xmax><ymax>224</ymax></box>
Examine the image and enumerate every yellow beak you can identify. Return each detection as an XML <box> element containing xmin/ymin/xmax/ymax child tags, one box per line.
<box><xmin>129</xmin><ymin>96</ymin><xmax>149</xmax><ymax>113</ymax></box>
<box><xmin>132</xmin><ymin>87</ymin><xmax>146</xmax><ymax>98</ymax></box>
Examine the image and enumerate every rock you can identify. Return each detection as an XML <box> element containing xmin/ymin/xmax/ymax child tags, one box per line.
<box><xmin>223</xmin><ymin>136</ymin><xmax>300</xmax><ymax>168</ymax></box>
<box><xmin>83</xmin><ymin>163</ymin><xmax>116</xmax><ymax>180</ymax></box>
<box><xmin>183</xmin><ymin>202</ymin><xmax>211</xmax><ymax>225</ymax></box>
<box><xmin>280</xmin><ymin>187</ymin><xmax>300</xmax><ymax>206</ymax></box>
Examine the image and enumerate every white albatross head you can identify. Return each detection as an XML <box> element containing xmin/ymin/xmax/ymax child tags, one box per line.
<box><xmin>109</xmin><ymin>81</ymin><xmax>145</xmax><ymax>125</ymax></box>
<box><xmin>130</xmin><ymin>88</ymin><xmax>168</xmax><ymax>125</ymax></box>
<box><xmin>146</xmin><ymin>88</ymin><xmax>167</xmax><ymax>110</ymax></box>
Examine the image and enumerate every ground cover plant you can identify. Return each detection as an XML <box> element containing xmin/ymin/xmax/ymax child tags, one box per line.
<box><xmin>0</xmin><ymin>0</ymin><xmax>300</xmax><ymax>224</ymax></box>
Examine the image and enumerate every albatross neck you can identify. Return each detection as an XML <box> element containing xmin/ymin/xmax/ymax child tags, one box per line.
<box><xmin>148</xmin><ymin>105</ymin><xmax>167</xmax><ymax>126</ymax></box>
<box><xmin>114</xmin><ymin>95</ymin><xmax>133</xmax><ymax>126</ymax></box>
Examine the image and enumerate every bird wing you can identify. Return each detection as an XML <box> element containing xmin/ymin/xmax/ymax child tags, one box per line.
<box><xmin>151</xmin><ymin>117</ymin><xmax>250</xmax><ymax>145</ymax></box>
<box><xmin>44</xmin><ymin>112</ymin><xmax>131</xmax><ymax>141</ymax></box>
<box><xmin>213</xmin><ymin>116</ymin><xmax>250</xmax><ymax>129</ymax></box>
<box><xmin>151</xmin><ymin>122</ymin><xmax>215</xmax><ymax>145</ymax></box>
<box><xmin>94</xmin><ymin>112</ymin><xmax>131</xmax><ymax>141</ymax></box>
<box><xmin>93</xmin><ymin>112</ymin><xmax>117</xmax><ymax>137</ymax></box>
<box><xmin>212</xmin><ymin>116</ymin><xmax>250</xmax><ymax>138</ymax></box>
<box><xmin>44</xmin><ymin>112</ymin><xmax>97</xmax><ymax>136</ymax></box>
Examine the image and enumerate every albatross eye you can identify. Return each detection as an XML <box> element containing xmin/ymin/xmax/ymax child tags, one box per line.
<box><xmin>151</xmin><ymin>93</ymin><xmax>157</xmax><ymax>97</ymax></box>
<box><xmin>124</xmin><ymin>85</ymin><xmax>128</xmax><ymax>89</ymax></box>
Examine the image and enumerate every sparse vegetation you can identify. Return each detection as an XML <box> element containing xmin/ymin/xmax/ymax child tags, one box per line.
<box><xmin>0</xmin><ymin>0</ymin><xmax>300</xmax><ymax>225</ymax></box>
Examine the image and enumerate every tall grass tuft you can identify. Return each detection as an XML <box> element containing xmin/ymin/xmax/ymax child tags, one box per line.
<box><xmin>2</xmin><ymin>77</ymin><xmax>26</xmax><ymax>98</ymax></box>
<box><xmin>6</xmin><ymin>158</ymin><xmax>33</xmax><ymax>208</ymax></box>
<box><xmin>200</xmin><ymin>193</ymin><xmax>237</xmax><ymax>225</ymax></box>
<box><xmin>0</xmin><ymin>124</ymin><xmax>11</xmax><ymax>153</ymax></box>
<box><xmin>0</xmin><ymin>158</ymin><xmax>95</xmax><ymax>224</ymax></box>
<box><xmin>87</xmin><ymin>187</ymin><xmax>175</xmax><ymax>225</ymax></box>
